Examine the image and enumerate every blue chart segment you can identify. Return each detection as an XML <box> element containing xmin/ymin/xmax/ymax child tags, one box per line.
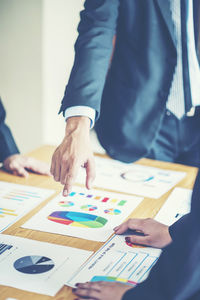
<box><xmin>14</xmin><ymin>256</ymin><xmax>55</xmax><ymax>274</ymax></box>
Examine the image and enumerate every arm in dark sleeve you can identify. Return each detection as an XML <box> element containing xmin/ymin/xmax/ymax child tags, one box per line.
<box><xmin>168</xmin><ymin>170</ymin><xmax>199</xmax><ymax>241</ymax></box>
<box><xmin>169</xmin><ymin>213</ymin><xmax>190</xmax><ymax>241</ymax></box>
<box><xmin>59</xmin><ymin>0</ymin><xmax>120</xmax><ymax>119</ymax></box>
<box><xmin>0</xmin><ymin>100</ymin><xmax>19</xmax><ymax>162</ymax></box>
<box><xmin>123</xmin><ymin>171</ymin><xmax>200</xmax><ymax>300</ymax></box>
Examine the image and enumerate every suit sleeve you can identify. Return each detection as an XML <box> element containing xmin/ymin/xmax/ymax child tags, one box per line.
<box><xmin>0</xmin><ymin>100</ymin><xmax>20</xmax><ymax>162</ymax></box>
<box><xmin>123</xmin><ymin>171</ymin><xmax>200</xmax><ymax>300</ymax></box>
<box><xmin>59</xmin><ymin>0</ymin><xmax>120</xmax><ymax>119</ymax></box>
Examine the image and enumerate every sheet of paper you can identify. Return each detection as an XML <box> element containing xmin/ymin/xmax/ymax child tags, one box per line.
<box><xmin>22</xmin><ymin>187</ymin><xmax>143</xmax><ymax>242</ymax></box>
<box><xmin>68</xmin><ymin>234</ymin><xmax>161</xmax><ymax>287</ymax></box>
<box><xmin>75</xmin><ymin>156</ymin><xmax>186</xmax><ymax>198</ymax></box>
<box><xmin>0</xmin><ymin>234</ymin><xmax>92</xmax><ymax>296</ymax></box>
<box><xmin>155</xmin><ymin>187</ymin><xmax>192</xmax><ymax>226</ymax></box>
<box><xmin>0</xmin><ymin>181</ymin><xmax>54</xmax><ymax>232</ymax></box>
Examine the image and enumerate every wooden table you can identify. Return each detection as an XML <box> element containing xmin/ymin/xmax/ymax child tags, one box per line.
<box><xmin>0</xmin><ymin>145</ymin><xmax>198</xmax><ymax>300</ymax></box>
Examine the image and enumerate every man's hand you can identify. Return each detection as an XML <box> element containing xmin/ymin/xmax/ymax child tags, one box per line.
<box><xmin>3</xmin><ymin>154</ymin><xmax>51</xmax><ymax>177</ymax></box>
<box><xmin>73</xmin><ymin>281</ymin><xmax>133</xmax><ymax>300</ymax></box>
<box><xmin>114</xmin><ymin>218</ymin><xmax>172</xmax><ymax>248</ymax></box>
<box><xmin>50</xmin><ymin>116</ymin><xmax>95</xmax><ymax>196</ymax></box>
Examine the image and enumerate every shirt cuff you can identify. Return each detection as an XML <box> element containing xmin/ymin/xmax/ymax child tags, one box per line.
<box><xmin>64</xmin><ymin>106</ymin><xmax>96</xmax><ymax>129</ymax></box>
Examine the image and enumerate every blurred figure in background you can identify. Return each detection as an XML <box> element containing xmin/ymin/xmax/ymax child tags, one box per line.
<box><xmin>0</xmin><ymin>99</ymin><xmax>50</xmax><ymax>177</ymax></box>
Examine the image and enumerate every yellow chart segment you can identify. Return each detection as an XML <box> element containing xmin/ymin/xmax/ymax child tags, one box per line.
<box><xmin>71</xmin><ymin>222</ymin><xmax>88</xmax><ymax>228</ymax></box>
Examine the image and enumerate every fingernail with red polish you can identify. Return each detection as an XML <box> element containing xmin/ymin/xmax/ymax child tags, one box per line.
<box><xmin>63</xmin><ymin>190</ymin><xmax>68</xmax><ymax>197</ymax></box>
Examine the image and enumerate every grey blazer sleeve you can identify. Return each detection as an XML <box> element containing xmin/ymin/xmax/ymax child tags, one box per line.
<box><xmin>0</xmin><ymin>100</ymin><xmax>20</xmax><ymax>162</ymax></box>
<box><xmin>59</xmin><ymin>0</ymin><xmax>120</xmax><ymax>119</ymax></box>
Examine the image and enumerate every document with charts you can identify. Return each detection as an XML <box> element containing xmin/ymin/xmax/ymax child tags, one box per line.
<box><xmin>75</xmin><ymin>156</ymin><xmax>186</xmax><ymax>198</ymax></box>
<box><xmin>68</xmin><ymin>234</ymin><xmax>161</xmax><ymax>287</ymax></box>
<box><xmin>155</xmin><ymin>187</ymin><xmax>192</xmax><ymax>225</ymax></box>
<box><xmin>0</xmin><ymin>234</ymin><xmax>92</xmax><ymax>296</ymax></box>
<box><xmin>0</xmin><ymin>181</ymin><xmax>54</xmax><ymax>232</ymax></box>
<box><xmin>22</xmin><ymin>187</ymin><xmax>143</xmax><ymax>242</ymax></box>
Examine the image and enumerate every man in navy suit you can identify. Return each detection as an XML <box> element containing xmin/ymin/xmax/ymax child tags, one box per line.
<box><xmin>0</xmin><ymin>99</ymin><xmax>50</xmax><ymax>177</ymax></box>
<box><xmin>51</xmin><ymin>0</ymin><xmax>200</xmax><ymax>196</ymax></box>
<box><xmin>73</xmin><ymin>170</ymin><xmax>200</xmax><ymax>300</ymax></box>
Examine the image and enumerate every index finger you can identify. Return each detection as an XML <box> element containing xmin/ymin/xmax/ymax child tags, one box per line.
<box><xmin>62</xmin><ymin>161</ymin><xmax>80</xmax><ymax>196</ymax></box>
<box><xmin>114</xmin><ymin>219</ymin><xmax>144</xmax><ymax>234</ymax></box>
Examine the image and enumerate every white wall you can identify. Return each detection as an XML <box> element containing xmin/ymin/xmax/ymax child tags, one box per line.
<box><xmin>0</xmin><ymin>0</ymin><xmax>43</xmax><ymax>153</ymax></box>
<box><xmin>42</xmin><ymin>0</ymin><xmax>83</xmax><ymax>145</ymax></box>
<box><xmin>0</xmin><ymin>0</ymin><xmax>83</xmax><ymax>153</ymax></box>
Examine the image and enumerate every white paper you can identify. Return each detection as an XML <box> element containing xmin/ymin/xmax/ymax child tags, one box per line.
<box><xmin>155</xmin><ymin>187</ymin><xmax>192</xmax><ymax>226</ymax></box>
<box><xmin>0</xmin><ymin>181</ymin><xmax>54</xmax><ymax>232</ymax></box>
<box><xmin>22</xmin><ymin>187</ymin><xmax>143</xmax><ymax>242</ymax></box>
<box><xmin>75</xmin><ymin>156</ymin><xmax>186</xmax><ymax>198</ymax></box>
<box><xmin>0</xmin><ymin>234</ymin><xmax>92</xmax><ymax>296</ymax></box>
<box><xmin>68</xmin><ymin>234</ymin><xmax>161</xmax><ymax>287</ymax></box>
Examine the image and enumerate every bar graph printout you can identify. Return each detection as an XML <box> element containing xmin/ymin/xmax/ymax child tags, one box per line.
<box><xmin>0</xmin><ymin>181</ymin><xmax>54</xmax><ymax>232</ymax></box>
<box><xmin>0</xmin><ymin>234</ymin><xmax>92</xmax><ymax>296</ymax></box>
<box><xmin>68</xmin><ymin>234</ymin><xmax>161</xmax><ymax>287</ymax></box>
<box><xmin>22</xmin><ymin>187</ymin><xmax>143</xmax><ymax>242</ymax></box>
<box><xmin>76</xmin><ymin>156</ymin><xmax>186</xmax><ymax>198</ymax></box>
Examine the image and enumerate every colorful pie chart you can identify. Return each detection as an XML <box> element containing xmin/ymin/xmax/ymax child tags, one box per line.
<box><xmin>14</xmin><ymin>256</ymin><xmax>54</xmax><ymax>274</ymax></box>
<box><xmin>59</xmin><ymin>200</ymin><xmax>74</xmax><ymax>207</ymax></box>
<box><xmin>120</xmin><ymin>171</ymin><xmax>154</xmax><ymax>183</ymax></box>
<box><xmin>80</xmin><ymin>205</ymin><xmax>98</xmax><ymax>212</ymax></box>
<box><xmin>104</xmin><ymin>208</ymin><xmax>121</xmax><ymax>215</ymax></box>
<box><xmin>47</xmin><ymin>211</ymin><xmax>107</xmax><ymax>228</ymax></box>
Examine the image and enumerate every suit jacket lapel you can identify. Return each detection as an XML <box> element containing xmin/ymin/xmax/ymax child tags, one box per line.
<box><xmin>155</xmin><ymin>0</ymin><xmax>176</xmax><ymax>46</ymax></box>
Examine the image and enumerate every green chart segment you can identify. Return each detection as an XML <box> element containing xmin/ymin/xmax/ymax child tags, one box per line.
<box><xmin>48</xmin><ymin>211</ymin><xmax>108</xmax><ymax>228</ymax></box>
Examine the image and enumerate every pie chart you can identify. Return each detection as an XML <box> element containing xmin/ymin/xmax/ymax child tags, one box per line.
<box><xmin>81</xmin><ymin>204</ymin><xmax>98</xmax><ymax>211</ymax></box>
<box><xmin>104</xmin><ymin>208</ymin><xmax>121</xmax><ymax>215</ymax></box>
<box><xmin>59</xmin><ymin>200</ymin><xmax>74</xmax><ymax>207</ymax></box>
<box><xmin>48</xmin><ymin>211</ymin><xmax>107</xmax><ymax>228</ymax></box>
<box><xmin>14</xmin><ymin>256</ymin><xmax>55</xmax><ymax>274</ymax></box>
<box><xmin>120</xmin><ymin>170</ymin><xmax>154</xmax><ymax>183</ymax></box>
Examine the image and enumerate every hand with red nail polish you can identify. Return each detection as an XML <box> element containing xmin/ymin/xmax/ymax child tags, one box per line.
<box><xmin>114</xmin><ymin>218</ymin><xmax>172</xmax><ymax>248</ymax></box>
<box><xmin>72</xmin><ymin>281</ymin><xmax>132</xmax><ymax>300</ymax></box>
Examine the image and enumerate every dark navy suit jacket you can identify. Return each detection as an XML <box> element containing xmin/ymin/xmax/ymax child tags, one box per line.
<box><xmin>60</xmin><ymin>0</ymin><xmax>200</xmax><ymax>163</ymax></box>
<box><xmin>0</xmin><ymin>100</ymin><xmax>19</xmax><ymax>162</ymax></box>
<box><xmin>123</xmin><ymin>170</ymin><xmax>200</xmax><ymax>300</ymax></box>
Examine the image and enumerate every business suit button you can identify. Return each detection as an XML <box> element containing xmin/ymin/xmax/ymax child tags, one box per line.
<box><xmin>166</xmin><ymin>110</ymin><xmax>171</xmax><ymax>116</ymax></box>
